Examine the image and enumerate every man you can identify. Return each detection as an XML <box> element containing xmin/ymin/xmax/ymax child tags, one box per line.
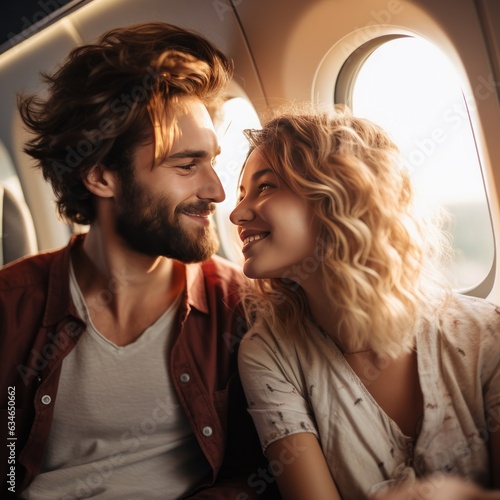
<box><xmin>0</xmin><ymin>22</ymin><xmax>278</xmax><ymax>499</ymax></box>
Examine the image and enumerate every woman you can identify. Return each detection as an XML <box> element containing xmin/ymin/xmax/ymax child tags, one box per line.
<box><xmin>229</xmin><ymin>107</ymin><xmax>500</xmax><ymax>499</ymax></box>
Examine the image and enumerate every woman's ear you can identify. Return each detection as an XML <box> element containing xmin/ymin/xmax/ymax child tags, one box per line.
<box><xmin>82</xmin><ymin>163</ymin><xmax>117</xmax><ymax>198</ymax></box>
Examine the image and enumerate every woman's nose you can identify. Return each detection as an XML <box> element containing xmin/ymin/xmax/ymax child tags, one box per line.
<box><xmin>230</xmin><ymin>198</ymin><xmax>253</xmax><ymax>225</ymax></box>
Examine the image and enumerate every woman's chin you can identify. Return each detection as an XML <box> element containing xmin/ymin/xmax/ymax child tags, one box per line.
<box><xmin>242</xmin><ymin>265</ymin><xmax>263</xmax><ymax>279</ymax></box>
<box><xmin>243</xmin><ymin>260</ymin><xmax>279</xmax><ymax>280</ymax></box>
<box><xmin>243</xmin><ymin>259</ymin><xmax>264</xmax><ymax>279</ymax></box>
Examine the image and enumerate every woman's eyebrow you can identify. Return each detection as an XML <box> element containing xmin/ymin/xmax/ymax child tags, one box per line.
<box><xmin>238</xmin><ymin>167</ymin><xmax>276</xmax><ymax>195</ymax></box>
<box><xmin>251</xmin><ymin>168</ymin><xmax>274</xmax><ymax>181</ymax></box>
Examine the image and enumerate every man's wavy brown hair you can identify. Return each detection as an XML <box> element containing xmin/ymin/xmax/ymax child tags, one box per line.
<box><xmin>18</xmin><ymin>22</ymin><xmax>233</xmax><ymax>224</ymax></box>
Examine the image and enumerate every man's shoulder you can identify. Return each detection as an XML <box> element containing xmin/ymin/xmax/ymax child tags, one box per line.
<box><xmin>197</xmin><ymin>255</ymin><xmax>250</xmax><ymax>311</ymax></box>
<box><xmin>0</xmin><ymin>247</ymin><xmax>66</xmax><ymax>292</ymax></box>
<box><xmin>201</xmin><ymin>254</ymin><xmax>248</xmax><ymax>287</ymax></box>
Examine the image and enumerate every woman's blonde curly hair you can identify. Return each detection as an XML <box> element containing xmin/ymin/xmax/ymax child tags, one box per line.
<box><xmin>240</xmin><ymin>105</ymin><xmax>451</xmax><ymax>358</ymax></box>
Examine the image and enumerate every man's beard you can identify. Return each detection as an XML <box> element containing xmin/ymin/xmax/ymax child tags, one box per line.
<box><xmin>115</xmin><ymin>178</ymin><xmax>219</xmax><ymax>263</ymax></box>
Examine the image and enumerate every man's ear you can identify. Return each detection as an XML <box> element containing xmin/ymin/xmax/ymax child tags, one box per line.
<box><xmin>82</xmin><ymin>163</ymin><xmax>118</xmax><ymax>198</ymax></box>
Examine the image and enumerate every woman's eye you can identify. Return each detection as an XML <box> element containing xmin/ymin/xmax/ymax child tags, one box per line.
<box><xmin>258</xmin><ymin>183</ymin><xmax>274</xmax><ymax>193</ymax></box>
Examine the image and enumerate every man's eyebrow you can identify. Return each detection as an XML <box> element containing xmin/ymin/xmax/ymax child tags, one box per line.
<box><xmin>168</xmin><ymin>146</ymin><xmax>222</xmax><ymax>160</ymax></box>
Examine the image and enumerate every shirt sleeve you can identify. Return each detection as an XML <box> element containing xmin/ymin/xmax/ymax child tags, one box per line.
<box><xmin>238</xmin><ymin>324</ymin><xmax>318</xmax><ymax>453</ymax></box>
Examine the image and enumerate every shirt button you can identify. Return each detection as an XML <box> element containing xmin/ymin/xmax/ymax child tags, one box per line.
<box><xmin>41</xmin><ymin>395</ymin><xmax>52</xmax><ymax>405</ymax></box>
<box><xmin>202</xmin><ymin>426</ymin><xmax>213</xmax><ymax>437</ymax></box>
<box><xmin>179</xmin><ymin>373</ymin><xmax>190</xmax><ymax>383</ymax></box>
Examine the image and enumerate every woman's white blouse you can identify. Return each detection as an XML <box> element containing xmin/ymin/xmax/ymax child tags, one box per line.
<box><xmin>238</xmin><ymin>294</ymin><xmax>500</xmax><ymax>497</ymax></box>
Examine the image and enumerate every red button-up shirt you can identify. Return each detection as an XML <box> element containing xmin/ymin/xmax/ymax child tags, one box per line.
<box><xmin>0</xmin><ymin>235</ymin><xmax>277</xmax><ymax>498</ymax></box>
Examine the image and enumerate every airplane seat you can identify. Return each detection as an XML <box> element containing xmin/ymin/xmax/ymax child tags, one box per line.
<box><xmin>0</xmin><ymin>182</ymin><xmax>38</xmax><ymax>267</ymax></box>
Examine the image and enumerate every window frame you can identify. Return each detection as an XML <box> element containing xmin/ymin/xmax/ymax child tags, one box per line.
<box><xmin>332</xmin><ymin>34</ymin><xmax>496</xmax><ymax>298</ymax></box>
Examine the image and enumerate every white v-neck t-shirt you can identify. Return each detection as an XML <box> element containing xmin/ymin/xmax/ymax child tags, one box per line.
<box><xmin>22</xmin><ymin>263</ymin><xmax>210</xmax><ymax>499</ymax></box>
<box><xmin>238</xmin><ymin>294</ymin><xmax>500</xmax><ymax>497</ymax></box>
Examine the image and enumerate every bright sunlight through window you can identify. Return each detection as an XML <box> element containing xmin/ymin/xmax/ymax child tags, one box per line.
<box><xmin>214</xmin><ymin>97</ymin><xmax>261</xmax><ymax>264</ymax></box>
<box><xmin>350</xmin><ymin>37</ymin><xmax>494</xmax><ymax>293</ymax></box>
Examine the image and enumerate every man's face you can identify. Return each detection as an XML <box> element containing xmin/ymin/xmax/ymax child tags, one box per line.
<box><xmin>114</xmin><ymin>98</ymin><xmax>225</xmax><ymax>262</ymax></box>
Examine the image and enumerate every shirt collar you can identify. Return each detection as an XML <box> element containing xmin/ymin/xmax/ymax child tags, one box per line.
<box><xmin>43</xmin><ymin>233</ymin><xmax>83</xmax><ymax>327</ymax></box>
<box><xmin>43</xmin><ymin>233</ymin><xmax>210</xmax><ymax>326</ymax></box>
<box><xmin>184</xmin><ymin>261</ymin><xmax>209</xmax><ymax>314</ymax></box>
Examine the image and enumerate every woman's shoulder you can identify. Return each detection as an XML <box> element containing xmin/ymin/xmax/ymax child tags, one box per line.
<box><xmin>439</xmin><ymin>293</ymin><xmax>500</xmax><ymax>328</ymax></box>
<box><xmin>238</xmin><ymin>315</ymin><xmax>325</xmax><ymax>373</ymax></box>
<box><xmin>431</xmin><ymin>293</ymin><xmax>500</xmax><ymax>354</ymax></box>
<box><xmin>239</xmin><ymin>316</ymin><xmax>290</xmax><ymax>361</ymax></box>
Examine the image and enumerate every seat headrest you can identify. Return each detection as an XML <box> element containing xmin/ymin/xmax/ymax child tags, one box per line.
<box><xmin>0</xmin><ymin>183</ymin><xmax>38</xmax><ymax>267</ymax></box>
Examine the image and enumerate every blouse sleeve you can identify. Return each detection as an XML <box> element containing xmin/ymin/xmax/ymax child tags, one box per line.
<box><xmin>238</xmin><ymin>325</ymin><xmax>319</xmax><ymax>453</ymax></box>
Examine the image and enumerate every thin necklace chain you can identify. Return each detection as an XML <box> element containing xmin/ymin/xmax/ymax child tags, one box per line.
<box><xmin>342</xmin><ymin>348</ymin><xmax>373</xmax><ymax>356</ymax></box>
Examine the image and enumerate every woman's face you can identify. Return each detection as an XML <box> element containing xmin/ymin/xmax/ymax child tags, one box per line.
<box><xmin>230</xmin><ymin>147</ymin><xmax>320</xmax><ymax>281</ymax></box>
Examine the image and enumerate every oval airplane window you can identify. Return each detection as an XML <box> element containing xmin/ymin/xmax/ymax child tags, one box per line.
<box><xmin>338</xmin><ymin>36</ymin><xmax>494</xmax><ymax>295</ymax></box>
<box><xmin>214</xmin><ymin>97</ymin><xmax>261</xmax><ymax>264</ymax></box>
